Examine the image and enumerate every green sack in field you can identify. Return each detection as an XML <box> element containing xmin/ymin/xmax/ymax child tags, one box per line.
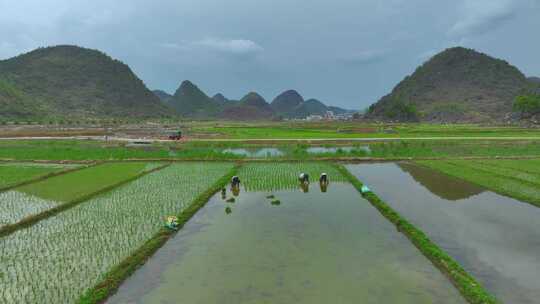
<box><xmin>360</xmin><ymin>185</ymin><xmax>371</xmax><ymax>194</ymax></box>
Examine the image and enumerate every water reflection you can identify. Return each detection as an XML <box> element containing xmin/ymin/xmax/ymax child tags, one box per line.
<box><xmin>306</xmin><ymin>146</ymin><xmax>371</xmax><ymax>154</ymax></box>
<box><xmin>231</xmin><ymin>185</ymin><xmax>241</xmax><ymax>197</ymax></box>
<box><xmin>320</xmin><ymin>182</ymin><xmax>328</xmax><ymax>193</ymax></box>
<box><xmin>347</xmin><ymin>163</ymin><xmax>540</xmax><ymax>304</ymax></box>
<box><xmin>221</xmin><ymin>148</ymin><xmax>284</xmax><ymax>157</ymax></box>
<box><xmin>397</xmin><ymin>162</ymin><xmax>484</xmax><ymax>201</ymax></box>
<box><xmin>221</xmin><ymin>188</ymin><xmax>226</xmax><ymax>200</ymax></box>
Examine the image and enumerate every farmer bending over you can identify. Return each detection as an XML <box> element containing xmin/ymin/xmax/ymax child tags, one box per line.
<box><xmin>299</xmin><ymin>173</ymin><xmax>310</xmax><ymax>184</ymax></box>
<box><xmin>231</xmin><ymin>176</ymin><xmax>241</xmax><ymax>188</ymax></box>
<box><xmin>319</xmin><ymin>173</ymin><xmax>328</xmax><ymax>184</ymax></box>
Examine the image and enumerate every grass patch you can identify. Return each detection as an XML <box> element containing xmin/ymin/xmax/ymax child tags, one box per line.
<box><xmin>368</xmin><ymin>140</ymin><xmax>540</xmax><ymax>159</ymax></box>
<box><xmin>191</xmin><ymin>122</ymin><xmax>540</xmax><ymax>139</ymax></box>
<box><xmin>17</xmin><ymin>162</ymin><xmax>156</xmax><ymax>202</ymax></box>
<box><xmin>336</xmin><ymin>164</ymin><xmax>499</xmax><ymax>304</ymax></box>
<box><xmin>0</xmin><ymin>140</ymin><xmax>244</xmax><ymax>161</ymax></box>
<box><xmin>2</xmin><ymin>138</ymin><xmax>540</xmax><ymax>162</ymax></box>
<box><xmin>417</xmin><ymin>160</ymin><xmax>540</xmax><ymax>207</ymax></box>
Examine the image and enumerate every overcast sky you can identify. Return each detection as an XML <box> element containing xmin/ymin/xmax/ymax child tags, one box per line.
<box><xmin>1</xmin><ymin>0</ymin><xmax>539</xmax><ymax>109</ymax></box>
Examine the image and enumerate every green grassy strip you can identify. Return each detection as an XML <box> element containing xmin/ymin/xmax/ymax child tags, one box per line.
<box><xmin>335</xmin><ymin>164</ymin><xmax>499</xmax><ymax>304</ymax></box>
<box><xmin>0</xmin><ymin>162</ymin><xmax>98</xmax><ymax>193</ymax></box>
<box><xmin>0</xmin><ymin>163</ymin><xmax>171</xmax><ymax>238</ymax></box>
<box><xmin>78</xmin><ymin>163</ymin><xmax>240</xmax><ymax>304</ymax></box>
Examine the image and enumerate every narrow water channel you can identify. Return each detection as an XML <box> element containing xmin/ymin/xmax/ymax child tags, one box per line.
<box><xmin>347</xmin><ymin>162</ymin><xmax>540</xmax><ymax>304</ymax></box>
<box><xmin>108</xmin><ymin>182</ymin><xmax>464</xmax><ymax>304</ymax></box>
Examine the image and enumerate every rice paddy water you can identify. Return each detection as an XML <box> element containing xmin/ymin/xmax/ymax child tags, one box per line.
<box><xmin>346</xmin><ymin>162</ymin><xmax>540</xmax><ymax>304</ymax></box>
<box><xmin>221</xmin><ymin>148</ymin><xmax>285</xmax><ymax>157</ymax></box>
<box><xmin>108</xmin><ymin>163</ymin><xmax>464</xmax><ymax>304</ymax></box>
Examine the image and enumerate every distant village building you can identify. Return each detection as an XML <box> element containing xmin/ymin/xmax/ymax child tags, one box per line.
<box><xmin>324</xmin><ymin>111</ymin><xmax>335</xmax><ymax>120</ymax></box>
<box><xmin>306</xmin><ymin>115</ymin><xmax>323</xmax><ymax>121</ymax></box>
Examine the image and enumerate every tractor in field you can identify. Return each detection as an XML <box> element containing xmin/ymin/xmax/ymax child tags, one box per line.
<box><xmin>168</xmin><ymin>130</ymin><xmax>182</xmax><ymax>140</ymax></box>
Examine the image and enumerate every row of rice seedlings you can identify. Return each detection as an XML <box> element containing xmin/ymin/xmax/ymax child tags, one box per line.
<box><xmin>0</xmin><ymin>162</ymin><xmax>81</xmax><ymax>189</ymax></box>
<box><xmin>481</xmin><ymin>158</ymin><xmax>540</xmax><ymax>175</ymax></box>
<box><xmin>445</xmin><ymin>160</ymin><xmax>540</xmax><ymax>188</ymax></box>
<box><xmin>17</xmin><ymin>162</ymin><xmax>159</xmax><ymax>202</ymax></box>
<box><xmin>466</xmin><ymin>161</ymin><xmax>540</xmax><ymax>186</ymax></box>
<box><xmin>0</xmin><ymin>162</ymin><xmax>233</xmax><ymax>304</ymax></box>
<box><xmin>417</xmin><ymin>160</ymin><xmax>540</xmax><ymax>207</ymax></box>
<box><xmin>0</xmin><ymin>192</ymin><xmax>57</xmax><ymax>228</ymax></box>
<box><xmin>0</xmin><ymin>162</ymin><xmax>162</xmax><ymax>230</ymax></box>
<box><xmin>239</xmin><ymin>162</ymin><xmax>347</xmax><ymax>192</ymax></box>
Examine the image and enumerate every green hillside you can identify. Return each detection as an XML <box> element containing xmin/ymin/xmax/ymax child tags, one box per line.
<box><xmin>0</xmin><ymin>78</ymin><xmax>40</xmax><ymax>119</ymax></box>
<box><xmin>270</xmin><ymin>90</ymin><xmax>304</xmax><ymax>115</ymax></box>
<box><xmin>167</xmin><ymin>80</ymin><xmax>221</xmax><ymax>118</ymax></box>
<box><xmin>220</xmin><ymin>92</ymin><xmax>275</xmax><ymax>120</ymax></box>
<box><xmin>366</xmin><ymin>47</ymin><xmax>531</xmax><ymax>122</ymax></box>
<box><xmin>0</xmin><ymin>45</ymin><xmax>170</xmax><ymax>120</ymax></box>
<box><xmin>290</xmin><ymin>99</ymin><xmax>328</xmax><ymax>118</ymax></box>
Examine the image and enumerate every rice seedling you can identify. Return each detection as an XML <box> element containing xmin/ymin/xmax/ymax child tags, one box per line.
<box><xmin>0</xmin><ymin>162</ymin><xmax>233</xmax><ymax>304</ymax></box>
<box><xmin>0</xmin><ymin>162</ymin><xmax>80</xmax><ymax>190</ymax></box>
<box><xmin>466</xmin><ymin>160</ymin><xmax>540</xmax><ymax>185</ymax></box>
<box><xmin>17</xmin><ymin>162</ymin><xmax>159</xmax><ymax>202</ymax></box>
<box><xmin>0</xmin><ymin>162</ymin><xmax>163</xmax><ymax>230</ymax></box>
<box><xmin>476</xmin><ymin>159</ymin><xmax>540</xmax><ymax>175</ymax></box>
<box><xmin>238</xmin><ymin>162</ymin><xmax>347</xmax><ymax>192</ymax></box>
<box><xmin>0</xmin><ymin>192</ymin><xmax>57</xmax><ymax>228</ymax></box>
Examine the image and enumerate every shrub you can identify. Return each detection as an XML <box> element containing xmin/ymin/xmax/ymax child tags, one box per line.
<box><xmin>513</xmin><ymin>94</ymin><xmax>540</xmax><ymax>117</ymax></box>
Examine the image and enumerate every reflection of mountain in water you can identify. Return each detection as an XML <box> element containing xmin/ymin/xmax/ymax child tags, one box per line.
<box><xmin>397</xmin><ymin>162</ymin><xmax>484</xmax><ymax>201</ymax></box>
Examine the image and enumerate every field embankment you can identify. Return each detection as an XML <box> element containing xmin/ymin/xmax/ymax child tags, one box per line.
<box><xmin>1</xmin><ymin>139</ymin><xmax>540</xmax><ymax>161</ymax></box>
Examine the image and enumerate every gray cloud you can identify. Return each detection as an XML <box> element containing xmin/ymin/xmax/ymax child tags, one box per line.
<box><xmin>449</xmin><ymin>0</ymin><xmax>520</xmax><ymax>37</ymax></box>
<box><xmin>339</xmin><ymin>49</ymin><xmax>389</xmax><ymax>65</ymax></box>
<box><xmin>0</xmin><ymin>0</ymin><xmax>539</xmax><ymax>109</ymax></box>
<box><xmin>160</xmin><ymin>38</ymin><xmax>263</xmax><ymax>55</ymax></box>
<box><xmin>194</xmin><ymin>38</ymin><xmax>263</xmax><ymax>55</ymax></box>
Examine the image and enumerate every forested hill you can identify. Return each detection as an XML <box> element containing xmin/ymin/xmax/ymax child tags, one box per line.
<box><xmin>0</xmin><ymin>45</ymin><xmax>170</xmax><ymax>120</ymax></box>
<box><xmin>366</xmin><ymin>47</ymin><xmax>531</xmax><ymax>122</ymax></box>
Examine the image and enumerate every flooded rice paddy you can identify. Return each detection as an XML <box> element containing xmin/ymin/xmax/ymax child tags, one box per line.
<box><xmin>221</xmin><ymin>148</ymin><xmax>285</xmax><ymax>157</ymax></box>
<box><xmin>347</xmin><ymin>162</ymin><xmax>540</xmax><ymax>304</ymax></box>
<box><xmin>306</xmin><ymin>146</ymin><xmax>371</xmax><ymax>154</ymax></box>
<box><xmin>218</xmin><ymin>146</ymin><xmax>370</xmax><ymax>158</ymax></box>
<box><xmin>109</xmin><ymin>180</ymin><xmax>463</xmax><ymax>304</ymax></box>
